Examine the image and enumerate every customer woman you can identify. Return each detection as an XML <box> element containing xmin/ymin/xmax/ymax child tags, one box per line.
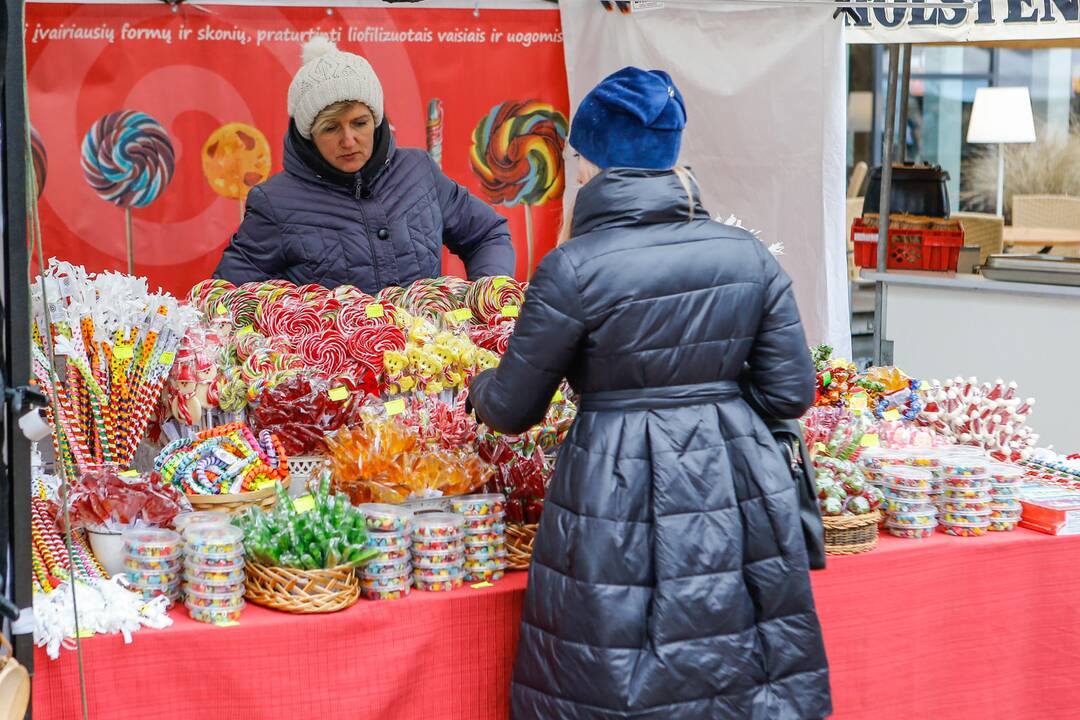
<box><xmin>468</xmin><ymin>67</ymin><xmax>832</xmax><ymax>719</ymax></box>
<box><xmin>214</xmin><ymin>37</ymin><xmax>513</xmax><ymax>292</ymax></box>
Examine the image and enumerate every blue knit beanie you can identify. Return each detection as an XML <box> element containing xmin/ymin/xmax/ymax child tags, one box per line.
<box><xmin>569</xmin><ymin>66</ymin><xmax>687</xmax><ymax>171</ymax></box>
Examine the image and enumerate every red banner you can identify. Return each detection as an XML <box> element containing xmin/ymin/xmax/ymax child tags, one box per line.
<box><xmin>26</xmin><ymin>2</ymin><xmax>569</xmax><ymax>296</ymax></box>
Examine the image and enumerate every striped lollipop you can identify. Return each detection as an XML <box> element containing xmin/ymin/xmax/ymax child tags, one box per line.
<box><xmin>81</xmin><ymin>110</ymin><xmax>175</xmax><ymax>274</ymax></box>
<box><xmin>470</xmin><ymin>100</ymin><xmax>568</xmax><ymax>279</ymax></box>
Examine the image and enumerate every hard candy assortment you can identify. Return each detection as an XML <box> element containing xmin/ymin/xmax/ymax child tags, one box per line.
<box><xmin>938</xmin><ymin>450</ymin><xmax>993</xmax><ymax>537</ymax></box>
<box><xmin>411</xmin><ymin>513</ymin><xmax>466</xmax><ymax>591</ymax></box>
<box><xmin>453</xmin><ymin>494</ymin><xmax>508</xmax><ymax>583</ymax></box>
<box><xmin>877</xmin><ymin>467</ymin><xmax>938</xmax><ymax>538</ymax></box>
<box><xmin>360</xmin><ymin>503</ymin><xmax>414</xmax><ymax>600</ymax></box>
<box><xmin>183</xmin><ymin>523</ymin><xmax>246</xmax><ymax>623</ymax></box>
<box><xmin>122</xmin><ymin>528</ymin><xmax>183</xmax><ymax>604</ymax></box>
<box><xmin>987</xmin><ymin>463</ymin><xmax>1025</xmax><ymax>531</ymax></box>
<box><xmin>920</xmin><ymin>378</ymin><xmax>1037</xmax><ymax>462</ymax></box>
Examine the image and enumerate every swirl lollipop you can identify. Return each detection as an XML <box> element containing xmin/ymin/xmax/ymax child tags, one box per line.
<box><xmin>30</xmin><ymin>124</ymin><xmax>47</xmax><ymax>198</ymax></box>
<box><xmin>81</xmin><ymin>110</ymin><xmax>175</xmax><ymax>275</ymax></box>
<box><xmin>202</xmin><ymin>122</ymin><xmax>272</xmax><ymax>222</ymax></box>
<box><xmin>426</xmin><ymin>99</ymin><xmax>444</xmax><ymax>168</ymax></box>
<box><xmin>470</xmin><ymin>100</ymin><xmax>568</xmax><ymax>278</ymax></box>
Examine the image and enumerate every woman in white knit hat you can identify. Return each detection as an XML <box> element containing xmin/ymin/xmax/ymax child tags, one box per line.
<box><xmin>215</xmin><ymin>37</ymin><xmax>514</xmax><ymax>292</ymax></box>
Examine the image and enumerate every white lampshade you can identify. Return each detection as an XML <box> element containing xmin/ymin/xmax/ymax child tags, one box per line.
<box><xmin>966</xmin><ymin>87</ymin><xmax>1036</xmax><ymax>144</ymax></box>
<box><xmin>847</xmin><ymin>91</ymin><xmax>873</xmax><ymax>133</ymax></box>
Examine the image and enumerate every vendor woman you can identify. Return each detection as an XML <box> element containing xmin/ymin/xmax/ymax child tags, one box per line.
<box><xmin>214</xmin><ymin>38</ymin><xmax>514</xmax><ymax>292</ymax></box>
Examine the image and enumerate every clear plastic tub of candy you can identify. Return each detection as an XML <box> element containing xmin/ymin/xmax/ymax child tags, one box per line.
<box><xmin>900</xmin><ymin>448</ymin><xmax>945</xmax><ymax>468</ymax></box>
<box><xmin>885</xmin><ymin>522</ymin><xmax>937</xmax><ymax>539</ymax></box>
<box><xmin>462</xmin><ymin>525</ymin><xmax>506</xmax><ymax>544</ymax></box>
<box><xmin>939</xmin><ymin>520</ymin><xmax>990</xmax><ymax>537</ymax></box>
<box><xmin>186</xmin><ymin>599</ymin><xmax>244</xmax><ymax>624</ymax></box>
<box><xmin>463</xmin><ymin>568</ymin><xmax>506</xmax><ymax>583</ymax></box>
<box><xmin>364</xmin><ymin>558</ymin><xmax>412</xmax><ymax>575</ymax></box>
<box><xmin>414</xmin><ymin>575</ymin><xmax>462</xmax><ymax>592</ymax></box>
<box><xmin>173</xmin><ymin>510</ymin><xmax>231</xmax><ymax>535</ymax></box>
<box><xmin>122</xmin><ymin>528</ymin><xmax>183</xmax><ymax>559</ymax></box>
<box><xmin>858</xmin><ymin>447</ymin><xmax>906</xmax><ymax>471</ymax></box>
<box><xmin>941</xmin><ymin>453</ymin><xmax>990</xmax><ymax>477</ymax></box>
<box><xmin>135</xmin><ymin>583</ymin><xmax>181</xmax><ymax>603</ymax></box>
<box><xmin>989</xmin><ymin>518</ymin><xmax>1021</xmax><ymax>532</ymax></box>
<box><xmin>990</xmin><ymin>499</ymin><xmax>1023</xmax><ymax>514</ymax></box>
<box><xmin>942</xmin><ymin>475</ymin><xmax>991</xmax><ymax>491</ymax></box>
<box><xmin>940</xmin><ymin>508</ymin><xmax>992</xmax><ymax>524</ymax></box>
<box><xmin>122</xmin><ymin>551</ymin><xmax>181</xmax><ymax>572</ymax></box>
<box><xmin>463</xmin><ymin>555</ymin><xmax>502</xmax><ymax>573</ymax></box>
<box><xmin>887</xmin><ymin>508</ymin><xmax>937</xmax><ymax>528</ymax></box>
<box><xmin>411</xmin><ymin>537</ymin><xmax>464</xmax><ymax>554</ymax></box>
<box><xmin>364</xmin><ymin>532</ymin><xmax>411</xmax><ymax>550</ymax></box>
<box><xmin>185</xmin><ymin>588</ymin><xmax>246</xmax><ymax>610</ymax></box>
<box><xmin>184</xmin><ymin>524</ymin><xmax>244</xmax><ymax>556</ymax></box>
<box><xmin>990</xmin><ymin>482</ymin><xmax>1023</xmax><ymax>499</ymax></box>
<box><xmin>358</xmin><ymin>504</ymin><xmax>413</xmax><ymax>533</ymax></box>
<box><xmin>412</xmin><ymin>513</ymin><xmax>466</xmax><ymax>540</ymax></box>
<box><xmin>183</xmin><ymin>578</ymin><xmax>245</xmax><ymax>595</ymax></box>
<box><xmin>185</xmin><ymin>564</ymin><xmax>245</xmax><ymax>584</ymax></box>
<box><xmin>464</xmin><ymin>534</ymin><xmax>507</xmax><ymax>550</ymax></box>
<box><xmin>370</xmin><ymin>547</ymin><xmax>411</xmax><ymax>563</ymax></box>
<box><xmin>450</xmin><ymin>493</ymin><xmax>507</xmax><ymax>517</ymax></box>
<box><xmin>988</xmin><ymin>463</ymin><xmax>1025</xmax><ymax>485</ymax></box>
<box><xmin>360</xmin><ymin>570</ymin><xmax>412</xmax><ymax>591</ymax></box>
<box><xmin>411</xmin><ymin>564</ymin><xmax>463</xmax><ymax>582</ymax></box>
<box><xmin>940</xmin><ymin>496</ymin><xmax>993</xmax><ymax>513</ymax></box>
<box><xmin>185</xmin><ymin>556</ymin><xmax>245</xmax><ymax>573</ymax></box>
<box><xmin>879</xmin><ymin>467</ymin><xmax>934</xmax><ymax>490</ymax></box>
<box><xmin>463</xmin><ymin>513</ymin><xmax>506</xmax><ymax>532</ymax></box>
<box><xmin>412</xmin><ymin>548</ymin><xmax>464</xmax><ymax>566</ymax></box>
<box><xmin>882</xmin><ymin>499</ymin><xmax>935</xmax><ymax>516</ymax></box>
<box><xmin>881</xmin><ymin>483</ymin><xmax>934</xmax><ymax>501</ymax></box>
<box><xmin>361</xmin><ymin>582</ymin><xmax>411</xmax><ymax>601</ymax></box>
<box><xmin>124</xmin><ymin>568</ymin><xmax>181</xmax><ymax>586</ymax></box>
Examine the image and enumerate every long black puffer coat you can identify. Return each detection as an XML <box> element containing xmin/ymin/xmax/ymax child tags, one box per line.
<box><xmin>469</xmin><ymin>168</ymin><xmax>832</xmax><ymax>719</ymax></box>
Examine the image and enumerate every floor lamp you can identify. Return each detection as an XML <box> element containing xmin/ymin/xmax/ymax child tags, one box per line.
<box><xmin>966</xmin><ymin>87</ymin><xmax>1036</xmax><ymax>217</ymax></box>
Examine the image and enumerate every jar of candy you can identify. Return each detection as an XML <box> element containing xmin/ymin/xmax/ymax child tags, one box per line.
<box><xmin>940</xmin><ymin>509</ymin><xmax>992</xmax><ymax>525</ymax></box>
<box><xmin>412</xmin><ymin>548</ymin><xmax>464</xmax><ymax>566</ymax></box>
<box><xmin>941</xmin><ymin>453</ymin><xmax>990</xmax><ymax>477</ymax></box>
<box><xmin>365</xmin><ymin>531</ymin><xmax>411</xmax><ymax>549</ymax></box>
<box><xmin>940</xmin><ymin>495</ymin><xmax>993</xmax><ymax>513</ymax></box>
<box><xmin>942</xmin><ymin>475</ymin><xmax>991</xmax><ymax>492</ymax></box>
<box><xmin>411</xmin><ymin>538</ymin><xmax>465</xmax><ymax>554</ymax></box>
<box><xmin>414</xmin><ymin>575</ymin><xmax>462</xmax><ymax>592</ymax></box>
<box><xmin>884</xmin><ymin>521</ymin><xmax>936</xmax><ymax>539</ymax></box>
<box><xmin>881</xmin><ymin>483</ymin><xmax>934</xmax><ymax>501</ymax></box>
<box><xmin>185</xmin><ymin>524</ymin><xmax>244</xmax><ymax>557</ymax></box>
<box><xmin>412</xmin><ymin>564</ymin><xmax>463</xmax><ymax>582</ymax></box>
<box><xmin>888</xmin><ymin>508</ymin><xmax>937</xmax><ymax>528</ymax></box>
<box><xmin>900</xmin><ymin>448</ymin><xmax>944</xmax><ymax>469</ymax></box>
<box><xmin>186</xmin><ymin>599</ymin><xmax>244</xmax><ymax>624</ymax></box>
<box><xmin>184</xmin><ymin>565</ymin><xmax>245</xmax><ymax>586</ymax></box>
<box><xmin>989</xmin><ymin>482</ymin><xmax>1023</xmax><ymax>500</ymax></box>
<box><xmin>122</xmin><ymin>551</ymin><xmax>181</xmax><ymax>573</ymax></box>
<box><xmin>879</xmin><ymin>467</ymin><xmax>933</xmax><ymax>490</ymax></box>
<box><xmin>185</xmin><ymin>588</ymin><xmax>245</xmax><ymax>610</ymax></box>
<box><xmin>463</xmin><ymin>568</ymin><xmax>506</xmax><ymax>583</ymax></box>
<box><xmin>450</xmin><ymin>494</ymin><xmax>507</xmax><ymax>517</ymax></box>
<box><xmin>360</xmin><ymin>571</ymin><xmax>412</xmax><ymax>591</ymax></box>
<box><xmin>463</xmin><ymin>513</ymin><xmax>506</xmax><ymax>532</ymax></box>
<box><xmin>122</xmin><ymin>528</ymin><xmax>183</xmax><ymax>559</ymax></box>
<box><xmin>361</xmin><ymin>581</ymin><xmax>411</xmax><ymax>601</ymax></box>
<box><xmin>939</xmin><ymin>520</ymin><xmax>990</xmax><ymax>537</ymax></box>
<box><xmin>358</xmin><ymin>504</ymin><xmax>413</xmax><ymax>533</ymax></box>
<box><xmin>412</xmin><ymin>513</ymin><xmax>466</xmax><ymax>540</ymax></box>
<box><xmin>988</xmin><ymin>463</ymin><xmax>1025</xmax><ymax>485</ymax></box>
<box><xmin>364</xmin><ymin>558</ymin><xmax>412</xmax><ymax>575</ymax></box>
<box><xmin>859</xmin><ymin>447</ymin><xmax>906</xmax><ymax>472</ymax></box>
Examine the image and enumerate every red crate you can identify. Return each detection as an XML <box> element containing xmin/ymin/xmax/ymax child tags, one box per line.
<box><xmin>852</xmin><ymin>217</ymin><xmax>964</xmax><ymax>272</ymax></box>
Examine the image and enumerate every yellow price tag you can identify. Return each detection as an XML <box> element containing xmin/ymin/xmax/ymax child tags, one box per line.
<box><xmin>328</xmin><ymin>386</ymin><xmax>349</xmax><ymax>402</ymax></box>
<box><xmin>119</xmin><ymin>470</ymin><xmax>140</xmax><ymax>478</ymax></box>
<box><xmin>237</xmin><ymin>324</ymin><xmax>255</xmax><ymax>337</ymax></box>
<box><xmin>813</xmin><ymin>442</ymin><xmax>828</xmax><ymax>456</ymax></box>
<box><xmin>216</xmin><ymin>303</ymin><xmax>228</xmax><ymax>316</ymax></box>
<box><xmin>501</xmin><ymin>306</ymin><xmax>520</xmax><ymax>318</ymax></box>
<box><xmin>76</xmin><ymin>629</ymin><xmax>95</xmax><ymax>638</ymax></box>
<box><xmin>214</xmin><ymin>620</ymin><xmax>240</xmax><ymax>627</ymax></box>
<box><xmin>470</xmin><ymin>581</ymin><xmax>494</xmax><ymax>589</ymax></box>
<box><xmin>884</xmin><ymin>409</ymin><xmax>902</xmax><ymax>422</ymax></box>
<box><xmin>446</xmin><ymin>308</ymin><xmax>473</xmax><ymax>324</ymax></box>
<box><xmin>114</xmin><ymin>344</ymin><xmax>134</xmax><ymax>359</ymax></box>
<box><xmin>553</xmin><ymin>390</ymin><xmax>564</xmax><ymax>403</ymax></box>
<box><xmin>493</xmin><ymin>277</ymin><xmax>508</xmax><ymax>289</ymax></box>
<box><xmin>254</xmin><ymin>479</ymin><xmax>276</xmax><ymax>490</ymax></box>
<box><xmin>385</xmin><ymin>399</ymin><xmax>406</xmax><ymax>416</ymax></box>
<box><xmin>365</xmin><ymin>303</ymin><xmax>385</xmax><ymax>319</ymax></box>
<box><xmin>158</xmin><ymin>351</ymin><xmax>176</xmax><ymax>365</ymax></box>
<box><xmin>850</xmin><ymin>395</ymin><xmax>868</xmax><ymax>413</ymax></box>
<box><xmin>860</xmin><ymin>434</ymin><xmax>880</xmax><ymax>448</ymax></box>
<box><xmin>293</xmin><ymin>495</ymin><xmax>316</xmax><ymax>513</ymax></box>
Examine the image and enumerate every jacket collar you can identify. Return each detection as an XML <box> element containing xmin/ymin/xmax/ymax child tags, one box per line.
<box><xmin>283</xmin><ymin>119</ymin><xmax>396</xmax><ymax>195</ymax></box>
<box><xmin>571</xmin><ymin>167</ymin><xmax>709</xmax><ymax>236</ymax></box>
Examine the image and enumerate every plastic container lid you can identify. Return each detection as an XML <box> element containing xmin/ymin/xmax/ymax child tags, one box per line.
<box><xmin>939</xmin><ymin>517</ymin><xmax>991</xmax><ymax>528</ymax></box>
<box><xmin>122</xmin><ymin>549</ymin><xmax>182</xmax><ymax>564</ymax></box>
<box><xmin>360</xmin><ymin>567</ymin><xmax>414</xmax><ymax>580</ymax></box>
<box><xmin>450</xmin><ymin>494</ymin><xmax>507</xmax><ymax>515</ymax></box>
<box><xmin>173</xmin><ymin>510</ymin><xmax>231</xmax><ymax>534</ymax></box>
<box><xmin>185</xmin><ymin>586</ymin><xmax>245</xmax><ymax>603</ymax></box>
<box><xmin>988</xmin><ymin>463</ymin><xmax>1025</xmax><ymax>482</ymax></box>
<box><xmin>884</xmin><ymin>520</ymin><xmax>938</xmax><ymax>530</ymax></box>
<box><xmin>412</xmin><ymin>564</ymin><xmax>463</xmax><ymax>576</ymax></box>
<box><xmin>185</xmin><ymin>524</ymin><xmax>243</xmax><ymax>548</ymax></box>
<box><xmin>859</xmin><ymin>447</ymin><xmax>905</xmax><ymax>463</ymax></box>
<box><xmin>412</xmin><ymin>513</ymin><xmax>466</xmax><ymax>534</ymax></box>
<box><xmin>881</xmin><ymin>481</ymin><xmax>934</xmax><ymax>494</ymax></box>
<box><xmin>122</xmin><ymin>528</ymin><xmax>182</xmax><ymax>552</ymax></box>
<box><xmin>184</xmin><ymin>555</ymin><xmax>246</xmax><ymax>571</ymax></box>
<box><xmin>185</xmin><ymin>597</ymin><xmax>245</xmax><ymax>614</ymax></box>
<box><xmin>182</xmin><ymin>580</ymin><xmax>244</xmax><ymax>597</ymax></box>
<box><xmin>901</xmin><ymin>448</ymin><xmax>946</xmax><ymax>463</ymax></box>
<box><xmin>358</xmin><ymin>503</ymin><xmax>413</xmax><ymax>526</ymax></box>
<box><xmin>880</xmin><ymin>466</ymin><xmax>934</xmax><ymax>484</ymax></box>
<box><xmin>184</xmin><ymin>567</ymin><xmax>245</xmax><ymax>584</ymax></box>
<box><xmin>365</xmin><ymin>532</ymin><xmax>411</xmax><ymax>550</ymax></box>
<box><xmin>464</xmin><ymin>534</ymin><xmax>507</xmax><ymax>547</ymax></box>
<box><xmin>410</xmin><ymin>535</ymin><xmax>464</xmax><ymax>548</ymax></box>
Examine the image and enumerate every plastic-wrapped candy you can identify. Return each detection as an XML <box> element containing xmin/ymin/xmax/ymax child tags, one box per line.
<box><xmin>64</xmin><ymin>466</ymin><xmax>191</xmax><ymax>532</ymax></box>
<box><xmin>248</xmin><ymin>374</ymin><xmax>361</xmax><ymax>455</ymax></box>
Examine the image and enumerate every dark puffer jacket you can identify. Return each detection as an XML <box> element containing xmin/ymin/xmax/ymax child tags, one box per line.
<box><xmin>469</xmin><ymin>168</ymin><xmax>832</xmax><ymax>719</ymax></box>
<box><xmin>213</xmin><ymin>133</ymin><xmax>513</xmax><ymax>292</ymax></box>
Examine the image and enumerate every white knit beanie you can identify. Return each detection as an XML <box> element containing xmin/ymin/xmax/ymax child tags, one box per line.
<box><xmin>287</xmin><ymin>37</ymin><xmax>385</xmax><ymax>139</ymax></box>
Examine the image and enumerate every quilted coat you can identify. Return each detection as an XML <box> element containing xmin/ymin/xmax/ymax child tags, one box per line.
<box><xmin>213</xmin><ymin>131</ymin><xmax>513</xmax><ymax>292</ymax></box>
<box><xmin>469</xmin><ymin>168</ymin><xmax>832</xmax><ymax>719</ymax></box>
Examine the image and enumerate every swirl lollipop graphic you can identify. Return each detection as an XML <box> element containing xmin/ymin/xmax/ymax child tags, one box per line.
<box><xmin>470</xmin><ymin>100</ymin><xmax>568</xmax><ymax>279</ymax></box>
<box><xmin>29</xmin><ymin>124</ymin><xmax>47</xmax><ymax>198</ymax></box>
<box><xmin>81</xmin><ymin>110</ymin><xmax>175</xmax><ymax>275</ymax></box>
<box><xmin>202</xmin><ymin>122</ymin><xmax>272</xmax><ymax>223</ymax></box>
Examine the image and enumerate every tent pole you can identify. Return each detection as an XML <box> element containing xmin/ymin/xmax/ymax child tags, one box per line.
<box><xmin>873</xmin><ymin>45</ymin><xmax>900</xmax><ymax>367</ymax></box>
<box><xmin>897</xmin><ymin>43</ymin><xmax>912</xmax><ymax>164</ymax></box>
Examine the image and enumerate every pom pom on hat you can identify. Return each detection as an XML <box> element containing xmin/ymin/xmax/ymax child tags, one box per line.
<box><xmin>288</xmin><ymin>37</ymin><xmax>385</xmax><ymax>138</ymax></box>
<box><xmin>569</xmin><ymin>66</ymin><xmax>686</xmax><ymax>171</ymax></box>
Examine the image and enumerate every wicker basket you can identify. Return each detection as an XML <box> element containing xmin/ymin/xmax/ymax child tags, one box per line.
<box><xmin>822</xmin><ymin>511</ymin><xmax>881</xmax><ymax>556</ymax></box>
<box><xmin>186</xmin><ymin>476</ymin><xmax>290</xmax><ymax>515</ymax></box>
<box><xmin>505</xmin><ymin>523</ymin><xmax>538</xmax><ymax>571</ymax></box>
<box><xmin>244</xmin><ymin>561</ymin><xmax>360</xmax><ymax>613</ymax></box>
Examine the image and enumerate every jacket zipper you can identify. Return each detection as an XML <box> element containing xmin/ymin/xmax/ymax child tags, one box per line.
<box><xmin>354</xmin><ymin>181</ymin><xmax>382</xmax><ymax>290</ymax></box>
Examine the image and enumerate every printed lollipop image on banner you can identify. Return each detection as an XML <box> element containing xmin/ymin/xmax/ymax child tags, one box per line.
<box><xmin>202</xmin><ymin>122</ymin><xmax>272</xmax><ymax>223</ymax></box>
<box><xmin>470</xmin><ymin>100</ymin><xmax>568</xmax><ymax>279</ymax></box>
<box><xmin>30</xmin><ymin>124</ymin><xmax>47</xmax><ymax>198</ymax></box>
<box><xmin>81</xmin><ymin>110</ymin><xmax>175</xmax><ymax>275</ymax></box>
<box><xmin>426</xmin><ymin>99</ymin><xmax>444</xmax><ymax>169</ymax></box>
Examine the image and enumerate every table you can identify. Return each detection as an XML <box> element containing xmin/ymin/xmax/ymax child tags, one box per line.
<box><xmin>34</xmin><ymin>530</ymin><xmax>1080</xmax><ymax>720</ymax></box>
<box><xmin>1003</xmin><ymin>226</ymin><xmax>1080</xmax><ymax>253</ymax></box>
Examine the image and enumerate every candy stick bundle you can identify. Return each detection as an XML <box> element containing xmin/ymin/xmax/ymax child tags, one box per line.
<box><xmin>919</xmin><ymin>377</ymin><xmax>1037</xmax><ymax>462</ymax></box>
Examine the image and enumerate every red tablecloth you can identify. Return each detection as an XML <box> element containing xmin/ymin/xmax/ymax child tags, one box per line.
<box><xmin>34</xmin><ymin>529</ymin><xmax>1080</xmax><ymax>720</ymax></box>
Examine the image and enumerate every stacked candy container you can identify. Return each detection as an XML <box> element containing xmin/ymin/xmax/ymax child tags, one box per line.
<box><xmin>938</xmin><ymin>452</ymin><xmax>993</xmax><ymax>537</ymax></box>
<box><xmin>121</xmin><ymin>528</ymin><xmax>183</xmax><ymax>604</ymax></box>
<box><xmin>452</xmin><ymin>494</ymin><xmax>508</xmax><ymax>583</ymax></box>
<box><xmin>987</xmin><ymin>463</ymin><xmax>1025</xmax><ymax>531</ymax></box>
<box><xmin>173</xmin><ymin>510</ymin><xmax>231</xmax><ymax>535</ymax></box>
<box><xmin>411</xmin><ymin>513</ymin><xmax>465</xmax><ymax>592</ymax></box>
<box><xmin>878</xmin><ymin>467</ymin><xmax>937</xmax><ymax>539</ymax></box>
<box><xmin>359</xmin><ymin>504</ymin><xmax>414</xmax><ymax>601</ymax></box>
<box><xmin>183</xmin><ymin>524</ymin><xmax>246</xmax><ymax>623</ymax></box>
<box><xmin>858</xmin><ymin>447</ymin><xmax>905</xmax><ymax>487</ymax></box>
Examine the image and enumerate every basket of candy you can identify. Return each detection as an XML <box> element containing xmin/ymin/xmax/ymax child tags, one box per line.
<box><xmin>814</xmin><ymin>456</ymin><xmax>884</xmax><ymax>555</ymax></box>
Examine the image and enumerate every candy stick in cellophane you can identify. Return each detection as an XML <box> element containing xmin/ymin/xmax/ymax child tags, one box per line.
<box><xmin>30</xmin><ymin>260</ymin><xmax>195</xmax><ymax>475</ymax></box>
